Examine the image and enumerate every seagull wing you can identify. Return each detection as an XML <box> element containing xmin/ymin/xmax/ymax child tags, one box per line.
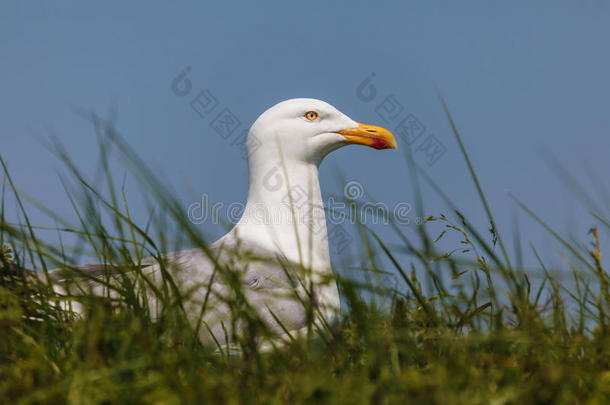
<box><xmin>42</xmin><ymin>239</ymin><xmax>307</xmax><ymax>347</ymax></box>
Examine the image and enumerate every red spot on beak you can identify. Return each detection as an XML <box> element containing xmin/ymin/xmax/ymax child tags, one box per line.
<box><xmin>371</xmin><ymin>138</ymin><xmax>392</xmax><ymax>150</ymax></box>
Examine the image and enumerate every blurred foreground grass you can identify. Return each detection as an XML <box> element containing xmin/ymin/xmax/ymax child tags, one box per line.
<box><xmin>1</xmin><ymin>109</ymin><xmax>610</xmax><ymax>404</ymax></box>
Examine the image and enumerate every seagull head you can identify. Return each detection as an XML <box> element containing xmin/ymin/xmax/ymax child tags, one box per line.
<box><xmin>248</xmin><ymin>98</ymin><xmax>397</xmax><ymax>165</ymax></box>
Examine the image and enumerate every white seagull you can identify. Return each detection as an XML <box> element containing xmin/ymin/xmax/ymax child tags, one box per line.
<box><xmin>39</xmin><ymin>98</ymin><xmax>397</xmax><ymax>349</ymax></box>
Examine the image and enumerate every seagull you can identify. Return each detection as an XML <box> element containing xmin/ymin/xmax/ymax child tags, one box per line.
<box><xmin>33</xmin><ymin>98</ymin><xmax>397</xmax><ymax>349</ymax></box>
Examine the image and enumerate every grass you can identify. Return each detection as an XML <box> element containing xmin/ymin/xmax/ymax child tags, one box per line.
<box><xmin>1</xmin><ymin>108</ymin><xmax>610</xmax><ymax>404</ymax></box>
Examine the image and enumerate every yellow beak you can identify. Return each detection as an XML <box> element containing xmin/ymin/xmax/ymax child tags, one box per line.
<box><xmin>338</xmin><ymin>122</ymin><xmax>398</xmax><ymax>150</ymax></box>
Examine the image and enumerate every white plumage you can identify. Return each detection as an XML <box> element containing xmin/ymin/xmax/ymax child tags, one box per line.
<box><xmin>42</xmin><ymin>98</ymin><xmax>397</xmax><ymax>348</ymax></box>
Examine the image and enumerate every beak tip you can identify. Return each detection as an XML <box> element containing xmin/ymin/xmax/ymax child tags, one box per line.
<box><xmin>340</xmin><ymin>123</ymin><xmax>398</xmax><ymax>151</ymax></box>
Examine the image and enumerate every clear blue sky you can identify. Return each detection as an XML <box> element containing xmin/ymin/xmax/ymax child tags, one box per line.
<box><xmin>1</xmin><ymin>1</ymin><xmax>609</xmax><ymax>280</ymax></box>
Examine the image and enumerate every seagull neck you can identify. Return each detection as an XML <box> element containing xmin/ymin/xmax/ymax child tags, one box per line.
<box><xmin>247</xmin><ymin>159</ymin><xmax>321</xmax><ymax>207</ymax></box>
<box><xmin>236</xmin><ymin>158</ymin><xmax>331</xmax><ymax>273</ymax></box>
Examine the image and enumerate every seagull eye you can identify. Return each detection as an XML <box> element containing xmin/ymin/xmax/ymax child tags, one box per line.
<box><xmin>304</xmin><ymin>111</ymin><xmax>319</xmax><ymax>121</ymax></box>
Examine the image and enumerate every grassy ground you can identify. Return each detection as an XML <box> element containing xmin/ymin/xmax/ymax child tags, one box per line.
<box><xmin>1</xmin><ymin>109</ymin><xmax>610</xmax><ymax>404</ymax></box>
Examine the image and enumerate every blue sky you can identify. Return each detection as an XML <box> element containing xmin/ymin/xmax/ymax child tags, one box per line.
<box><xmin>1</xmin><ymin>1</ymin><xmax>609</xmax><ymax>280</ymax></box>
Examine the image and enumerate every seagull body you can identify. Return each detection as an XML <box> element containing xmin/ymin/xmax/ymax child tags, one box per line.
<box><xmin>43</xmin><ymin>99</ymin><xmax>397</xmax><ymax>347</ymax></box>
